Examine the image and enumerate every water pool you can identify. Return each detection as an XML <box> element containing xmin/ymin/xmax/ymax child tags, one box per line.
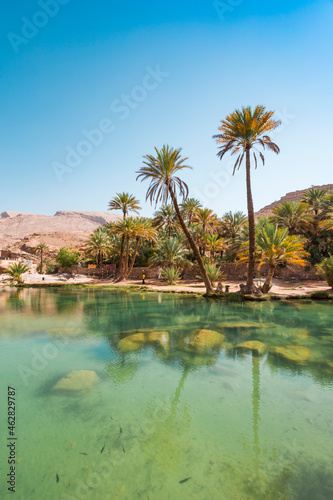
<box><xmin>0</xmin><ymin>287</ymin><xmax>333</xmax><ymax>499</ymax></box>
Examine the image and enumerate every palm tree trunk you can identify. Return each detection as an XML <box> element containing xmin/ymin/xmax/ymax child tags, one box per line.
<box><xmin>169</xmin><ymin>188</ymin><xmax>213</xmax><ymax>293</ymax></box>
<box><xmin>245</xmin><ymin>147</ymin><xmax>256</xmax><ymax>293</ymax></box>
<box><xmin>262</xmin><ymin>265</ymin><xmax>275</xmax><ymax>293</ymax></box>
<box><xmin>118</xmin><ymin>236</ymin><xmax>130</xmax><ymax>281</ymax></box>
<box><xmin>118</xmin><ymin>235</ymin><xmax>125</xmax><ymax>277</ymax></box>
<box><xmin>126</xmin><ymin>237</ymin><xmax>140</xmax><ymax>278</ymax></box>
<box><xmin>40</xmin><ymin>251</ymin><xmax>43</xmax><ymax>274</ymax></box>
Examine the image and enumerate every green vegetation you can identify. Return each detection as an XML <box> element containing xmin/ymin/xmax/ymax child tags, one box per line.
<box><xmin>160</xmin><ymin>267</ymin><xmax>180</xmax><ymax>285</ymax></box>
<box><xmin>316</xmin><ymin>255</ymin><xmax>333</xmax><ymax>288</ymax></box>
<box><xmin>35</xmin><ymin>242</ymin><xmax>49</xmax><ymax>274</ymax></box>
<box><xmin>6</xmin><ymin>261</ymin><xmax>29</xmax><ymax>285</ymax></box>
<box><xmin>56</xmin><ymin>247</ymin><xmax>80</xmax><ymax>269</ymax></box>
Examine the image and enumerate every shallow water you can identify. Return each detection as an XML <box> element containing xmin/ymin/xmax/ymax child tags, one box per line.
<box><xmin>0</xmin><ymin>287</ymin><xmax>333</xmax><ymax>500</ymax></box>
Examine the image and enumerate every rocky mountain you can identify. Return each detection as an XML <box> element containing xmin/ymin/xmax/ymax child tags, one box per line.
<box><xmin>255</xmin><ymin>184</ymin><xmax>333</xmax><ymax>219</ymax></box>
<box><xmin>0</xmin><ymin>210</ymin><xmax>121</xmax><ymax>257</ymax></box>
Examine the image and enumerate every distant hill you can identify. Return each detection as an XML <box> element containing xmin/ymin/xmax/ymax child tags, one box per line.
<box><xmin>0</xmin><ymin>210</ymin><xmax>121</xmax><ymax>256</ymax></box>
<box><xmin>255</xmin><ymin>184</ymin><xmax>333</xmax><ymax>219</ymax></box>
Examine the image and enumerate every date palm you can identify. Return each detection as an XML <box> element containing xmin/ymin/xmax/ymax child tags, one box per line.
<box><xmin>126</xmin><ymin>219</ymin><xmax>157</xmax><ymax>278</ymax></box>
<box><xmin>108</xmin><ymin>192</ymin><xmax>141</xmax><ymax>219</ymax></box>
<box><xmin>149</xmin><ymin>237</ymin><xmax>191</xmax><ymax>269</ymax></box>
<box><xmin>204</xmin><ymin>234</ymin><xmax>225</xmax><ymax>262</ymax></box>
<box><xmin>136</xmin><ymin>145</ymin><xmax>213</xmax><ymax>293</ymax></box>
<box><xmin>153</xmin><ymin>205</ymin><xmax>179</xmax><ymax>237</ymax></box>
<box><xmin>6</xmin><ymin>261</ymin><xmax>29</xmax><ymax>285</ymax></box>
<box><xmin>193</xmin><ymin>208</ymin><xmax>219</xmax><ymax>235</ymax></box>
<box><xmin>110</xmin><ymin>218</ymin><xmax>137</xmax><ymax>280</ymax></box>
<box><xmin>35</xmin><ymin>243</ymin><xmax>49</xmax><ymax>274</ymax></box>
<box><xmin>180</xmin><ymin>198</ymin><xmax>202</xmax><ymax>226</ymax></box>
<box><xmin>238</xmin><ymin>223</ymin><xmax>308</xmax><ymax>293</ymax></box>
<box><xmin>108</xmin><ymin>193</ymin><xmax>141</xmax><ymax>276</ymax></box>
<box><xmin>85</xmin><ymin>227</ymin><xmax>112</xmax><ymax>266</ymax></box>
<box><xmin>219</xmin><ymin>211</ymin><xmax>247</xmax><ymax>239</ymax></box>
<box><xmin>302</xmin><ymin>187</ymin><xmax>330</xmax><ymax>216</ymax></box>
<box><xmin>214</xmin><ymin>105</ymin><xmax>280</xmax><ymax>293</ymax></box>
<box><xmin>270</xmin><ymin>201</ymin><xmax>311</xmax><ymax>235</ymax></box>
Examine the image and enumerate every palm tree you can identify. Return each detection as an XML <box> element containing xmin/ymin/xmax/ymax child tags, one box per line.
<box><xmin>153</xmin><ymin>205</ymin><xmax>179</xmax><ymax>237</ymax></box>
<box><xmin>35</xmin><ymin>243</ymin><xmax>49</xmax><ymax>274</ymax></box>
<box><xmin>270</xmin><ymin>201</ymin><xmax>311</xmax><ymax>235</ymax></box>
<box><xmin>110</xmin><ymin>217</ymin><xmax>137</xmax><ymax>280</ymax></box>
<box><xmin>302</xmin><ymin>187</ymin><xmax>330</xmax><ymax>216</ymax></box>
<box><xmin>126</xmin><ymin>219</ymin><xmax>157</xmax><ymax>278</ymax></box>
<box><xmin>108</xmin><ymin>193</ymin><xmax>141</xmax><ymax>276</ymax></box>
<box><xmin>180</xmin><ymin>198</ymin><xmax>202</xmax><ymax>225</ymax></box>
<box><xmin>149</xmin><ymin>237</ymin><xmax>191</xmax><ymax>269</ymax></box>
<box><xmin>193</xmin><ymin>208</ymin><xmax>219</xmax><ymax>235</ymax></box>
<box><xmin>85</xmin><ymin>227</ymin><xmax>112</xmax><ymax>266</ymax></box>
<box><xmin>219</xmin><ymin>211</ymin><xmax>247</xmax><ymax>240</ymax></box>
<box><xmin>203</xmin><ymin>234</ymin><xmax>225</xmax><ymax>261</ymax></box>
<box><xmin>6</xmin><ymin>262</ymin><xmax>29</xmax><ymax>285</ymax></box>
<box><xmin>238</xmin><ymin>223</ymin><xmax>308</xmax><ymax>293</ymax></box>
<box><xmin>108</xmin><ymin>192</ymin><xmax>141</xmax><ymax>219</ymax></box>
<box><xmin>214</xmin><ymin>105</ymin><xmax>280</xmax><ymax>293</ymax></box>
<box><xmin>136</xmin><ymin>145</ymin><xmax>213</xmax><ymax>293</ymax></box>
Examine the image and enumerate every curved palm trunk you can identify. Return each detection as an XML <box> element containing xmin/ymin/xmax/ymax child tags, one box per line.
<box><xmin>169</xmin><ymin>188</ymin><xmax>213</xmax><ymax>294</ymax></box>
<box><xmin>126</xmin><ymin>237</ymin><xmax>140</xmax><ymax>278</ymax></box>
<box><xmin>245</xmin><ymin>147</ymin><xmax>257</xmax><ymax>293</ymax></box>
<box><xmin>262</xmin><ymin>265</ymin><xmax>275</xmax><ymax>293</ymax></box>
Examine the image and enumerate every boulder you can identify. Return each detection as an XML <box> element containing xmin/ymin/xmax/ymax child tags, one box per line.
<box><xmin>52</xmin><ymin>370</ymin><xmax>100</xmax><ymax>393</ymax></box>
<box><xmin>118</xmin><ymin>331</ymin><xmax>169</xmax><ymax>352</ymax></box>
<box><xmin>183</xmin><ymin>329</ymin><xmax>225</xmax><ymax>353</ymax></box>
<box><xmin>271</xmin><ymin>346</ymin><xmax>311</xmax><ymax>363</ymax></box>
<box><xmin>236</xmin><ymin>341</ymin><xmax>266</xmax><ymax>355</ymax></box>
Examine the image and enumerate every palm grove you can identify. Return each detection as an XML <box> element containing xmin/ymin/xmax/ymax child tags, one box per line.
<box><xmin>23</xmin><ymin>106</ymin><xmax>333</xmax><ymax>293</ymax></box>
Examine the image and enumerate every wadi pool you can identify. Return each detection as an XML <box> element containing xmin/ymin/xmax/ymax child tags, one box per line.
<box><xmin>0</xmin><ymin>287</ymin><xmax>333</xmax><ymax>499</ymax></box>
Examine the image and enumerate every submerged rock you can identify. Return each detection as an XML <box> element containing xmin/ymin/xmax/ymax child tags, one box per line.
<box><xmin>118</xmin><ymin>331</ymin><xmax>169</xmax><ymax>352</ymax></box>
<box><xmin>52</xmin><ymin>370</ymin><xmax>100</xmax><ymax>393</ymax></box>
<box><xmin>236</xmin><ymin>341</ymin><xmax>266</xmax><ymax>355</ymax></box>
<box><xmin>182</xmin><ymin>329</ymin><xmax>225</xmax><ymax>353</ymax></box>
<box><xmin>271</xmin><ymin>345</ymin><xmax>311</xmax><ymax>363</ymax></box>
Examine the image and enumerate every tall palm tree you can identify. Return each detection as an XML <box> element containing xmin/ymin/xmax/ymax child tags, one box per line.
<box><xmin>108</xmin><ymin>193</ymin><xmax>141</xmax><ymax>275</ymax></box>
<box><xmin>136</xmin><ymin>145</ymin><xmax>213</xmax><ymax>293</ymax></box>
<box><xmin>270</xmin><ymin>201</ymin><xmax>311</xmax><ymax>235</ymax></box>
<box><xmin>35</xmin><ymin>243</ymin><xmax>49</xmax><ymax>274</ymax></box>
<box><xmin>180</xmin><ymin>198</ymin><xmax>202</xmax><ymax>226</ymax></box>
<box><xmin>153</xmin><ymin>205</ymin><xmax>179</xmax><ymax>237</ymax></box>
<box><xmin>85</xmin><ymin>227</ymin><xmax>112</xmax><ymax>266</ymax></box>
<box><xmin>110</xmin><ymin>217</ymin><xmax>137</xmax><ymax>280</ymax></box>
<box><xmin>214</xmin><ymin>105</ymin><xmax>280</xmax><ymax>293</ymax></box>
<box><xmin>238</xmin><ymin>223</ymin><xmax>308</xmax><ymax>293</ymax></box>
<box><xmin>108</xmin><ymin>192</ymin><xmax>141</xmax><ymax>219</ymax></box>
<box><xmin>126</xmin><ymin>219</ymin><xmax>157</xmax><ymax>278</ymax></box>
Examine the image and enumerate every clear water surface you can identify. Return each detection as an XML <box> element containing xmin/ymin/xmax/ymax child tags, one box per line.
<box><xmin>0</xmin><ymin>287</ymin><xmax>333</xmax><ymax>500</ymax></box>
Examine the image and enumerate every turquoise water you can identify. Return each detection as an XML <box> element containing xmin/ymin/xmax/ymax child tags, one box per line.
<box><xmin>0</xmin><ymin>288</ymin><xmax>333</xmax><ymax>500</ymax></box>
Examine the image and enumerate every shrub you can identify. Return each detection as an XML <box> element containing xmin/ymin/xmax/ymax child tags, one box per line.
<box><xmin>6</xmin><ymin>261</ymin><xmax>29</xmax><ymax>285</ymax></box>
<box><xmin>56</xmin><ymin>247</ymin><xmax>80</xmax><ymax>269</ymax></box>
<box><xmin>316</xmin><ymin>255</ymin><xmax>333</xmax><ymax>288</ymax></box>
<box><xmin>160</xmin><ymin>267</ymin><xmax>180</xmax><ymax>285</ymax></box>
<box><xmin>199</xmin><ymin>263</ymin><xmax>224</xmax><ymax>286</ymax></box>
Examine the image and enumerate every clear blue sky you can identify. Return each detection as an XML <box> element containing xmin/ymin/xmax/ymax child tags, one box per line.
<box><xmin>0</xmin><ymin>0</ymin><xmax>332</xmax><ymax>217</ymax></box>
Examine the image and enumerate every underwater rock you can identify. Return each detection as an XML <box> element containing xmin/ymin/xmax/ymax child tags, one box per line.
<box><xmin>217</xmin><ymin>321</ymin><xmax>264</xmax><ymax>330</ymax></box>
<box><xmin>270</xmin><ymin>345</ymin><xmax>311</xmax><ymax>363</ymax></box>
<box><xmin>235</xmin><ymin>341</ymin><xmax>266</xmax><ymax>355</ymax></box>
<box><xmin>118</xmin><ymin>331</ymin><xmax>169</xmax><ymax>352</ymax></box>
<box><xmin>52</xmin><ymin>370</ymin><xmax>100</xmax><ymax>393</ymax></box>
<box><xmin>183</xmin><ymin>329</ymin><xmax>225</xmax><ymax>353</ymax></box>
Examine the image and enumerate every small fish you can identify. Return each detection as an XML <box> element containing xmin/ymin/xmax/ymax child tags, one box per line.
<box><xmin>110</xmin><ymin>415</ymin><xmax>113</xmax><ymax>420</ymax></box>
<box><xmin>179</xmin><ymin>477</ymin><xmax>191</xmax><ymax>484</ymax></box>
<box><xmin>79</xmin><ymin>452</ymin><xmax>88</xmax><ymax>456</ymax></box>
<box><xmin>122</xmin><ymin>445</ymin><xmax>125</xmax><ymax>453</ymax></box>
<box><xmin>101</xmin><ymin>445</ymin><xmax>105</xmax><ymax>454</ymax></box>
<box><xmin>119</xmin><ymin>425</ymin><xmax>122</xmax><ymax>434</ymax></box>
<box><xmin>56</xmin><ymin>474</ymin><xmax>59</xmax><ymax>483</ymax></box>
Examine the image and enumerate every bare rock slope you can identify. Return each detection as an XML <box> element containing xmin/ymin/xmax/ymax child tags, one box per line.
<box><xmin>255</xmin><ymin>184</ymin><xmax>333</xmax><ymax>219</ymax></box>
<box><xmin>0</xmin><ymin>210</ymin><xmax>120</xmax><ymax>255</ymax></box>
